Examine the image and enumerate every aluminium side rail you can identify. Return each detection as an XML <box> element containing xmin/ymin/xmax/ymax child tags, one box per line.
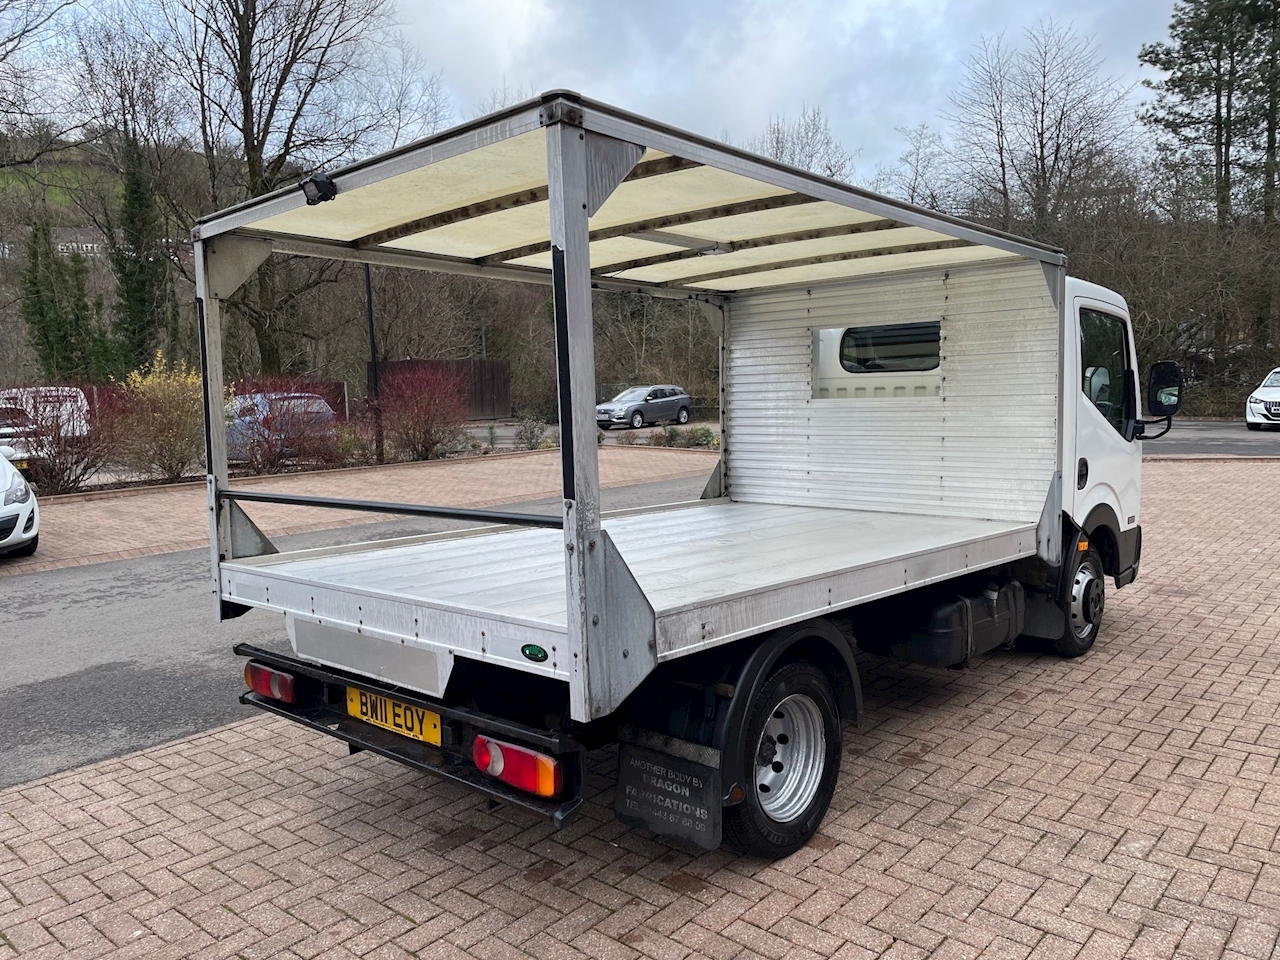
<box><xmin>217</xmin><ymin>489</ymin><xmax>563</xmax><ymax>528</ymax></box>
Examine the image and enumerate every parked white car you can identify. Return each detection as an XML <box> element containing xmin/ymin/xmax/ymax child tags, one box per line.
<box><xmin>1246</xmin><ymin>368</ymin><xmax>1280</xmax><ymax>430</ymax></box>
<box><xmin>0</xmin><ymin>386</ymin><xmax>91</xmax><ymax>439</ymax></box>
<box><xmin>0</xmin><ymin>444</ymin><xmax>38</xmax><ymax>557</ymax></box>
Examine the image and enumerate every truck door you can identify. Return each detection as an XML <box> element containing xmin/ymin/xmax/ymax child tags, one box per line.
<box><xmin>1072</xmin><ymin>300</ymin><xmax>1141</xmax><ymax>538</ymax></box>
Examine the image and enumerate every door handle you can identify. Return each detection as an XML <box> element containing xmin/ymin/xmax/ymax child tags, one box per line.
<box><xmin>1077</xmin><ymin>458</ymin><xmax>1089</xmax><ymax>490</ymax></box>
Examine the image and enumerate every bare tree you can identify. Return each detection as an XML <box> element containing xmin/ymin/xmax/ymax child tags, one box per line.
<box><xmin>946</xmin><ymin>21</ymin><xmax>1131</xmax><ymax>240</ymax></box>
<box><xmin>0</xmin><ymin>0</ymin><xmax>68</xmax><ymax>65</ymax></box>
<box><xmin>746</xmin><ymin>104</ymin><xmax>858</xmax><ymax>182</ymax></box>
<box><xmin>870</xmin><ymin>124</ymin><xmax>952</xmax><ymax>210</ymax></box>
<box><xmin>75</xmin><ymin>0</ymin><xmax>454</xmax><ymax>374</ymax></box>
<box><xmin>0</xmin><ymin>0</ymin><xmax>83</xmax><ymax>169</ymax></box>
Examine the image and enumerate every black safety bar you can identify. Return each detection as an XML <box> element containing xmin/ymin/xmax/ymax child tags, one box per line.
<box><xmin>218</xmin><ymin>488</ymin><xmax>564</xmax><ymax>528</ymax></box>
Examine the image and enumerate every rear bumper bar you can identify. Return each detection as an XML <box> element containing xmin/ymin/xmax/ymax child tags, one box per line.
<box><xmin>232</xmin><ymin>643</ymin><xmax>586</xmax><ymax>826</ymax></box>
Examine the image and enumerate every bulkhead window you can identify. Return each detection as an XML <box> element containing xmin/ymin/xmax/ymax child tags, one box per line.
<box><xmin>839</xmin><ymin>322</ymin><xmax>941</xmax><ymax>373</ymax></box>
<box><xmin>812</xmin><ymin>322</ymin><xmax>943</xmax><ymax>399</ymax></box>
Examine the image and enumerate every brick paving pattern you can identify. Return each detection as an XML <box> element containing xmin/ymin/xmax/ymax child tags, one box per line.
<box><xmin>0</xmin><ymin>447</ymin><xmax>717</xmax><ymax>577</ymax></box>
<box><xmin>1</xmin><ymin>459</ymin><xmax>1277</xmax><ymax>958</ymax></box>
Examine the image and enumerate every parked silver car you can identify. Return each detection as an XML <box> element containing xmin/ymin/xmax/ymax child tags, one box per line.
<box><xmin>1246</xmin><ymin>368</ymin><xmax>1280</xmax><ymax>430</ymax></box>
<box><xmin>596</xmin><ymin>385</ymin><xmax>692</xmax><ymax>429</ymax></box>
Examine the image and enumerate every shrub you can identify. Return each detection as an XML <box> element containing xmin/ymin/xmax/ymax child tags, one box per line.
<box><xmin>117</xmin><ymin>353</ymin><xmax>206</xmax><ymax>482</ymax></box>
<box><xmin>684</xmin><ymin>425</ymin><xmax>718</xmax><ymax>448</ymax></box>
<box><xmin>16</xmin><ymin>385</ymin><xmax>116</xmax><ymax>494</ymax></box>
<box><xmin>515</xmin><ymin>417</ymin><xmax>547</xmax><ymax>450</ymax></box>
<box><xmin>380</xmin><ymin>366</ymin><xmax>470</xmax><ymax>461</ymax></box>
<box><xmin>643</xmin><ymin>425</ymin><xmax>718</xmax><ymax>449</ymax></box>
<box><xmin>334</xmin><ymin>421</ymin><xmax>375</xmax><ymax>466</ymax></box>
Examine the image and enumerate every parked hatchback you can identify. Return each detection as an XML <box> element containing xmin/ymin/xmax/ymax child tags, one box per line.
<box><xmin>1246</xmin><ymin>368</ymin><xmax>1280</xmax><ymax>430</ymax></box>
<box><xmin>227</xmin><ymin>392</ymin><xmax>337</xmax><ymax>464</ymax></box>
<box><xmin>596</xmin><ymin>385</ymin><xmax>692</xmax><ymax>429</ymax></box>
<box><xmin>0</xmin><ymin>442</ymin><xmax>38</xmax><ymax>557</ymax></box>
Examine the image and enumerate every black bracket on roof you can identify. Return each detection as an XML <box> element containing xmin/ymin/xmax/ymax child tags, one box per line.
<box><xmin>540</xmin><ymin>101</ymin><xmax>584</xmax><ymax>127</ymax></box>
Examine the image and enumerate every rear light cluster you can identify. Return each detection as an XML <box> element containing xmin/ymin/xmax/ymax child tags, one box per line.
<box><xmin>244</xmin><ymin>662</ymin><xmax>295</xmax><ymax>703</ymax></box>
<box><xmin>472</xmin><ymin>735</ymin><xmax>562</xmax><ymax>798</ymax></box>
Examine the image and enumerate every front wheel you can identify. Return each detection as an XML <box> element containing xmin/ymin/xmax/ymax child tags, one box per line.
<box><xmin>723</xmin><ymin>661</ymin><xmax>841</xmax><ymax>858</ymax></box>
<box><xmin>1053</xmin><ymin>544</ymin><xmax>1105</xmax><ymax>657</ymax></box>
<box><xmin>8</xmin><ymin>534</ymin><xmax>37</xmax><ymax>558</ymax></box>
<box><xmin>630</xmin><ymin>411</ymin><xmax>644</xmax><ymax>429</ymax></box>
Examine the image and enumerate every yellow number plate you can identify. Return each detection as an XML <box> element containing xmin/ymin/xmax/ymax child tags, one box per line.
<box><xmin>346</xmin><ymin>688</ymin><xmax>441</xmax><ymax>746</ymax></box>
<box><xmin>13</xmin><ymin>461</ymin><xmax>27</xmax><ymax>471</ymax></box>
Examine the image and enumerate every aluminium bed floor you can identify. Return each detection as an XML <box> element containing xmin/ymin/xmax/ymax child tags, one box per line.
<box><xmin>220</xmin><ymin>500</ymin><xmax>1037</xmax><ymax>654</ymax></box>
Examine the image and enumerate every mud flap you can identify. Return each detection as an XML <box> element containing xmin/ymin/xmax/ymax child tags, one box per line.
<box><xmin>614</xmin><ymin>726</ymin><xmax>721</xmax><ymax>850</ymax></box>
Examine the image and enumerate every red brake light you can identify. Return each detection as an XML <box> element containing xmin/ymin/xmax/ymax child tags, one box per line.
<box><xmin>244</xmin><ymin>662</ymin><xmax>295</xmax><ymax>703</ymax></box>
<box><xmin>472</xmin><ymin>735</ymin><xmax>561</xmax><ymax>797</ymax></box>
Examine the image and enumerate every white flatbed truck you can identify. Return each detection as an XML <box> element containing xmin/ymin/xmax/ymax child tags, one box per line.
<box><xmin>196</xmin><ymin>92</ymin><xmax>1183</xmax><ymax>857</ymax></box>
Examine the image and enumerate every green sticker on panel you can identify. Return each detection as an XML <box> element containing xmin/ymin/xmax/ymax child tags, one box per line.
<box><xmin>521</xmin><ymin>644</ymin><xmax>549</xmax><ymax>663</ymax></box>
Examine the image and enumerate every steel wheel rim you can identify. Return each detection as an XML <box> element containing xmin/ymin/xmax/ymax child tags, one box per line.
<box><xmin>1070</xmin><ymin>560</ymin><xmax>1103</xmax><ymax>640</ymax></box>
<box><xmin>754</xmin><ymin>693</ymin><xmax>826</xmax><ymax>822</ymax></box>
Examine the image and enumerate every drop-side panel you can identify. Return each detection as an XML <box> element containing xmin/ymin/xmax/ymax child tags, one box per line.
<box><xmin>726</xmin><ymin>259</ymin><xmax>1059</xmax><ymax>523</ymax></box>
<box><xmin>220</xmin><ymin>501</ymin><xmax>1037</xmax><ymax>694</ymax></box>
<box><xmin>653</xmin><ymin>516</ymin><xmax>1037</xmax><ymax>658</ymax></box>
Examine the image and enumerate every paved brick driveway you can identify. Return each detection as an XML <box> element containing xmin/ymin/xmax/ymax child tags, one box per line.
<box><xmin>0</xmin><ymin>447</ymin><xmax>717</xmax><ymax>577</ymax></box>
<box><xmin>1</xmin><ymin>459</ymin><xmax>1278</xmax><ymax>959</ymax></box>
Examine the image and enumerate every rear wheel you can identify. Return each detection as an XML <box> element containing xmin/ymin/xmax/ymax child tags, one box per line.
<box><xmin>677</xmin><ymin>407</ymin><xmax>690</xmax><ymax>424</ymax></box>
<box><xmin>630</xmin><ymin>411</ymin><xmax>644</xmax><ymax>429</ymax></box>
<box><xmin>723</xmin><ymin>661</ymin><xmax>841</xmax><ymax>858</ymax></box>
<box><xmin>1053</xmin><ymin>544</ymin><xmax>1104</xmax><ymax>657</ymax></box>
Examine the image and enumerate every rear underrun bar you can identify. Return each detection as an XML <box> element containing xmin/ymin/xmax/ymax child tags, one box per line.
<box><xmin>218</xmin><ymin>489</ymin><xmax>564</xmax><ymax>528</ymax></box>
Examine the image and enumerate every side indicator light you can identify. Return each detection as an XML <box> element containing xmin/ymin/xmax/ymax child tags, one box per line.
<box><xmin>1077</xmin><ymin>539</ymin><xmax>1089</xmax><ymax>552</ymax></box>
<box><xmin>472</xmin><ymin>735</ymin><xmax>562</xmax><ymax>798</ymax></box>
<box><xmin>244</xmin><ymin>662</ymin><xmax>296</xmax><ymax>704</ymax></box>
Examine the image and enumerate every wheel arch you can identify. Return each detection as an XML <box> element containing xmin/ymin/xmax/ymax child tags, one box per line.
<box><xmin>1080</xmin><ymin>503</ymin><xmax>1122</xmax><ymax>576</ymax></box>
<box><xmin>715</xmin><ymin>619</ymin><xmax>860</xmax><ymax>803</ymax></box>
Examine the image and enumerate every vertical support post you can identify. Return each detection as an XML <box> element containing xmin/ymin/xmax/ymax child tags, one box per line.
<box><xmin>716</xmin><ymin>302</ymin><xmax>730</xmax><ymax>499</ymax></box>
<box><xmin>195</xmin><ymin>238</ymin><xmax>231</xmax><ymax>617</ymax></box>
<box><xmin>364</xmin><ymin>263</ymin><xmax>385</xmax><ymax>463</ymax></box>
<box><xmin>546</xmin><ymin>118</ymin><xmax>605</xmax><ymax>721</ymax></box>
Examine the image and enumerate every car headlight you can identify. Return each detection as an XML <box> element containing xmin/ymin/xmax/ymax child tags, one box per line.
<box><xmin>3</xmin><ymin>472</ymin><xmax>30</xmax><ymax>506</ymax></box>
<box><xmin>1249</xmin><ymin>395</ymin><xmax>1264</xmax><ymax>405</ymax></box>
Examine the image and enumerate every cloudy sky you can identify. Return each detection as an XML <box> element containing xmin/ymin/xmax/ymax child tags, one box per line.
<box><xmin>400</xmin><ymin>0</ymin><xmax>1176</xmax><ymax>175</ymax></box>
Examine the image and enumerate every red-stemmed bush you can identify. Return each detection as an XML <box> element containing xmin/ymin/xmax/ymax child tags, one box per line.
<box><xmin>380</xmin><ymin>366</ymin><xmax>470</xmax><ymax>461</ymax></box>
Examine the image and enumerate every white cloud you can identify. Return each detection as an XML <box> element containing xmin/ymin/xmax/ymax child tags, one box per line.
<box><xmin>398</xmin><ymin>0</ymin><xmax>1175</xmax><ymax>168</ymax></box>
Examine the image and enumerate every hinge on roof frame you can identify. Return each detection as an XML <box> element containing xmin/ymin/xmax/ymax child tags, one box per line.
<box><xmin>540</xmin><ymin>102</ymin><xmax>584</xmax><ymax>127</ymax></box>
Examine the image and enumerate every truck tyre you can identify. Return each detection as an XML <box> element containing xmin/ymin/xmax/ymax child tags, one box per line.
<box><xmin>723</xmin><ymin>661</ymin><xmax>841</xmax><ymax>858</ymax></box>
<box><xmin>1053</xmin><ymin>544</ymin><xmax>1105</xmax><ymax>657</ymax></box>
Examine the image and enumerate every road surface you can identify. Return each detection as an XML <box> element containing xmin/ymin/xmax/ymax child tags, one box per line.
<box><xmin>1154</xmin><ymin>419</ymin><xmax>1280</xmax><ymax>456</ymax></box>
<box><xmin>0</xmin><ymin>474</ymin><xmax>708</xmax><ymax>789</ymax></box>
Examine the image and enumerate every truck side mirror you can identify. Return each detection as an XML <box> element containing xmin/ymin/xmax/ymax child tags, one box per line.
<box><xmin>1146</xmin><ymin>361</ymin><xmax>1182</xmax><ymax>418</ymax></box>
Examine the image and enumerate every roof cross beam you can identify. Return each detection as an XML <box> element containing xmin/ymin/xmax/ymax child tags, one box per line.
<box><xmin>356</xmin><ymin>154</ymin><xmax>701</xmax><ymax>250</ymax></box>
<box><xmin>655</xmin><ymin>238</ymin><xmax>974</xmax><ymax>288</ymax></box>
<box><xmin>599</xmin><ymin>217</ymin><xmax>903</xmax><ymax>276</ymax></box>
<box><xmin>479</xmin><ymin>192</ymin><xmax>821</xmax><ymax>265</ymax></box>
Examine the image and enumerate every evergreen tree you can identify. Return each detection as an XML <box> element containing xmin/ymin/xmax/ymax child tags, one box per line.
<box><xmin>1140</xmin><ymin>0</ymin><xmax>1256</xmax><ymax>226</ymax></box>
<box><xmin>107</xmin><ymin>137</ymin><xmax>176</xmax><ymax>373</ymax></box>
<box><xmin>20</xmin><ymin>219</ymin><xmax>102</xmax><ymax>381</ymax></box>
